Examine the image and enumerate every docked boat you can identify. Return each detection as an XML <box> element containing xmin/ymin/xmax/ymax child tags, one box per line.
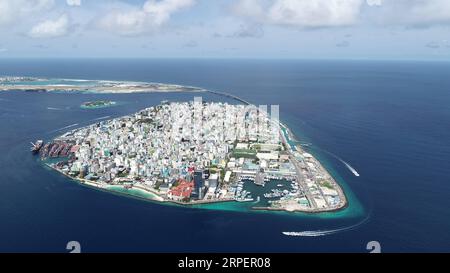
<box><xmin>236</xmin><ymin>197</ymin><xmax>254</xmax><ymax>202</ymax></box>
<box><xmin>40</xmin><ymin>143</ymin><xmax>50</xmax><ymax>158</ymax></box>
<box><xmin>31</xmin><ymin>140</ymin><xmax>44</xmax><ymax>154</ymax></box>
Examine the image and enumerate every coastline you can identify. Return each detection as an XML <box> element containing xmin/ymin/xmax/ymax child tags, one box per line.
<box><xmin>278</xmin><ymin>122</ymin><xmax>348</xmax><ymax>212</ymax></box>
<box><xmin>46</xmin><ymin>162</ymin><xmax>237</xmax><ymax>206</ymax></box>
<box><xmin>32</xmin><ymin>83</ymin><xmax>355</xmax><ymax>216</ymax></box>
<box><xmin>277</xmin><ymin>115</ymin><xmax>365</xmax><ymax>219</ymax></box>
<box><xmin>43</xmin><ymin>114</ymin><xmax>349</xmax><ymax>215</ymax></box>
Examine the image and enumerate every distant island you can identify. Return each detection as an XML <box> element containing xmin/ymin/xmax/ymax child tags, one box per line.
<box><xmin>81</xmin><ymin>100</ymin><xmax>117</xmax><ymax>109</ymax></box>
<box><xmin>0</xmin><ymin>76</ymin><xmax>205</xmax><ymax>94</ymax></box>
<box><xmin>35</xmin><ymin>99</ymin><xmax>348</xmax><ymax>213</ymax></box>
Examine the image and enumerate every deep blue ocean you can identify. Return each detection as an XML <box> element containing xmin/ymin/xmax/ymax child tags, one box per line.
<box><xmin>0</xmin><ymin>59</ymin><xmax>449</xmax><ymax>253</ymax></box>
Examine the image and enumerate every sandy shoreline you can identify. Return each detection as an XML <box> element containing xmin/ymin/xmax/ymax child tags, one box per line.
<box><xmin>45</xmin><ymin>163</ymin><xmax>238</xmax><ymax>206</ymax></box>
<box><xmin>45</xmin><ymin>161</ymin><xmax>347</xmax><ymax>214</ymax></box>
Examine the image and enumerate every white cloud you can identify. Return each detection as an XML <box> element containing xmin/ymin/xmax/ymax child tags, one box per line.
<box><xmin>371</xmin><ymin>0</ymin><xmax>450</xmax><ymax>26</ymax></box>
<box><xmin>29</xmin><ymin>14</ymin><xmax>70</xmax><ymax>38</ymax></box>
<box><xmin>232</xmin><ymin>0</ymin><xmax>364</xmax><ymax>28</ymax></box>
<box><xmin>97</xmin><ymin>0</ymin><xmax>196</xmax><ymax>36</ymax></box>
<box><xmin>0</xmin><ymin>0</ymin><xmax>54</xmax><ymax>26</ymax></box>
<box><xmin>231</xmin><ymin>0</ymin><xmax>265</xmax><ymax>19</ymax></box>
<box><xmin>269</xmin><ymin>0</ymin><xmax>363</xmax><ymax>27</ymax></box>
<box><xmin>232</xmin><ymin>0</ymin><xmax>450</xmax><ymax>28</ymax></box>
<box><xmin>366</xmin><ymin>0</ymin><xmax>382</xmax><ymax>7</ymax></box>
<box><xmin>66</xmin><ymin>0</ymin><xmax>81</xmax><ymax>7</ymax></box>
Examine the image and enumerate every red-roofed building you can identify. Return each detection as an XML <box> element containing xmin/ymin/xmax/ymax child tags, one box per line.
<box><xmin>167</xmin><ymin>179</ymin><xmax>194</xmax><ymax>202</ymax></box>
<box><xmin>70</xmin><ymin>145</ymin><xmax>80</xmax><ymax>153</ymax></box>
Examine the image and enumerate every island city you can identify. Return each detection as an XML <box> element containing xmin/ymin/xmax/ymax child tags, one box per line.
<box><xmin>34</xmin><ymin>98</ymin><xmax>347</xmax><ymax>213</ymax></box>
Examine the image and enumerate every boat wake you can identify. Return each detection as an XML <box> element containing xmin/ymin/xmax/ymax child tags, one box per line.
<box><xmin>51</xmin><ymin>123</ymin><xmax>79</xmax><ymax>133</ymax></box>
<box><xmin>92</xmin><ymin>116</ymin><xmax>111</xmax><ymax>121</ymax></box>
<box><xmin>47</xmin><ymin>107</ymin><xmax>63</xmax><ymax>111</ymax></box>
<box><xmin>49</xmin><ymin>117</ymin><xmax>109</xmax><ymax>135</ymax></box>
<box><xmin>282</xmin><ymin>230</ymin><xmax>342</xmax><ymax>237</ymax></box>
<box><xmin>317</xmin><ymin>148</ymin><xmax>360</xmax><ymax>177</ymax></box>
<box><xmin>282</xmin><ymin>215</ymin><xmax>370</xmax><ymax>237</ymax></box>
<box><xmin>342</xmin><ymin>160</ymin><xmax>360</xmax><ymax>177</ymax></box>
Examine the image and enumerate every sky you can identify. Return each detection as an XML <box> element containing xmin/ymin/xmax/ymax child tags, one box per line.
<box><xmin>0</xmin><ymin>0</ymin><xmax>450</xmax><ymax>60</ymax></box>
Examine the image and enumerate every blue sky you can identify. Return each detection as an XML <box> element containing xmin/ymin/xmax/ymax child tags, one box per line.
<box><xmin>0</xmin><ymin>0</ymin><xmax>450</xmax><ymax>60</ymax></box>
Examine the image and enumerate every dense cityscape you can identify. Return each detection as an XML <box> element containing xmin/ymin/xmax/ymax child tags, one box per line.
<box><xmin>38</xmin><ymin>99</ymin><xmax>346</xmax><ymax>213</ymax></box>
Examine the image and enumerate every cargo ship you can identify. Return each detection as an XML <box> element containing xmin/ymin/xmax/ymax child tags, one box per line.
<box><xmin>31</xmin><ymin>140</ymin><xmax>44</xmax><ymax>154</ymax></box>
